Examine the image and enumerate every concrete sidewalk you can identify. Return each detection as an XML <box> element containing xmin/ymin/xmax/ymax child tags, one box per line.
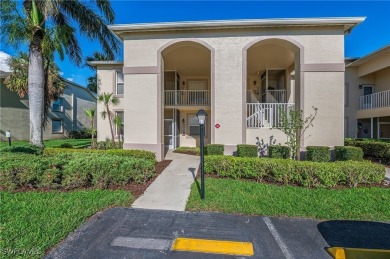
<box><xmin>132</xmin><ymin>151</ymin><xmax>199</xmax><ymax>211</ymax></box>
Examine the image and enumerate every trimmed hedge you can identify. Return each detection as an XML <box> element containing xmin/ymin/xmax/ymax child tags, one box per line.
<box><xmin>269</xmin><ymin>145</ymin><xmax>290</xmax><ymax>159</ymax></box>
<box><xmin>345</xmin><ymin>139</ymin><xmax>390</xmax><ymax>161</ymax></box>
<box><xmin>237</xmin><ymin>144</ymin><xmax>258</xmax><ymax>157</ymax></box>
<box><xmin>204</xmin><ymin>156</ymin><xmax>385</xmax><ymax>188</ymax></box>
<box><xmin>43</xmin><ymin>148</ymin><xmax>156</xmax><ymax>162</ymax></box>
<box><xmin>174</xmin><ymin>147</ymin><xmax>200</xmax><ymax>156</ymax></box>
<box><xmin>306</xmin><ymin>146</ymin><xmax>330</xmax><ymax>162</ymax></box>
<box><xmin>0</xmin><ymin>145</ymin><xmax>42</xmax><ymax>155</ymax></box>
<box><xmin>206</xmin><ymin>144</ymin><xmax>224</xmax><ymax>155</ymax></box>
<box><xmin>335</xmin><ymin>146</ymin><xmax>364</xmax><ymax>161</ymax></box>
<box><xmin>0</xmin><ymin>152</ymin><xmax>155</xmax><ymax>190</ymax></box>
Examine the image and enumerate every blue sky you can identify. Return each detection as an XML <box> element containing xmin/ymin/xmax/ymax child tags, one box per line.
<box><xmin>2</xmin><ymin>1</ymin><xmax>390</xmax><ymax>87</ymax></box>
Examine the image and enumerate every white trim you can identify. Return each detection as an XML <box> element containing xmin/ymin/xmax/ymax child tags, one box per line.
<box><xmin>115</xmin><ymin>69</ymin><xmax>124</xmax><ymax>96</ymax></box>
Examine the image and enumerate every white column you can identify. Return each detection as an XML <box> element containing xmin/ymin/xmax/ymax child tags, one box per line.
<box><xmin>370</xmin><ymin>117</ymin><xmax>374</xmax><ymax>138</ymax></box>
<box><xmin>377</xmin><ymin>118</ymin><xmax>380</xmax><ymax>139</ymax></box>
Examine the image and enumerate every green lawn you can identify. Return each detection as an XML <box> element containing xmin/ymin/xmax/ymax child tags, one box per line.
<box><xmin>186</xmin><ymin>178</ymin><xmax>390</xmax><ymax>222</ymax></box>
<box><xmin>0</xmin><ymin>139</ymin><xmax>91</xmax><ymax>149</ymax></box>
<box><xmin>0</xmin><ymin>190</ymin><xmax>132</xmax><ymax>259</ymax></box>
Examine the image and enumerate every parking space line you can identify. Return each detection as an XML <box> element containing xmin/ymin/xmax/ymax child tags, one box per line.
<box><xmin>111</xmin><ymin>237</ymin><xmax>172</xmax><ymax>250</ymax></box>
<box><xmin>263</xmin><ymin>217</ymin><xmax>295</xmax><ymax>259</ymax></box>
<box><xmin>171</xmin><ymin>237</ymin><xmax>254</xmax><ymax>256</ymax></box>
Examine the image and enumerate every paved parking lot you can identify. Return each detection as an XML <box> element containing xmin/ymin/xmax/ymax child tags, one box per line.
<box><xmin>46</xmin><ymin>208</ymin><xmax>390</xmax><ymax>259</ymax></box>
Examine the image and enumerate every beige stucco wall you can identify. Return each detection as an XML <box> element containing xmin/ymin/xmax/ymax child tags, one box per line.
<box><xmin>96</xmin><ymin>65</ymin><xmax>124</xmax><ymax>141</ymax></box>
<box><xmin>96</xmin><ymin>26</ymin><xmax>346</xmax><ymax>160</ymax></box>
<box><xmin>0</xmin><ymin>79</ymin><xmax>96</xmax><ymax>141</ymax></box>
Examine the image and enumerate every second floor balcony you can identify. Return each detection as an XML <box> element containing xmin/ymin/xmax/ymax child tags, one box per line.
<box><xmin>359</xmin><ymin>90</ymin><xmax>390</xmax><ymax>110</ymax></box>
<box><xmin>164</xmin><ymin>90</ymin><xmax>211</xmax><ymax>106</ymax></box>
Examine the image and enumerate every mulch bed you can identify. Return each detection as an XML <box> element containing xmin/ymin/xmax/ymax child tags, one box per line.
<box><xmin>3</xmin><ymin>160</ymin><xmax>173</xmax><ymax>198</ymax></box>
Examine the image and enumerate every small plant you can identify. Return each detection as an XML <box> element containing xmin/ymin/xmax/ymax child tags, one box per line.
<box><xmin>206</xmin><ymin>144</ymin><xmax>224</xmax><ymax>155</ymax></box>
<box><xmin>84</xmin><ymin>109</ymin><xmax>96</xmax><ymax>148</ymax></box>
<box><xmin>256</xmin><ymin>136</ymin><xmax>276</xmax><ymax>157</ymax></box>
<box><xmin>335</xmin><ymin>146</ymin><xmax>363</xmax><ymax>161</ymax></box>
<box><xmin>59</xmin><ymin>143</ymin><xmax>73</xmax><ymax>148</ymax></box>
<box><xmin>269</xmin><ymin>145</ymin><xmax>290</xmax><ymax>159</ymax></box>
<box><xmin>306</xmin><ymin>146</ymin><xmax>330</xmax><ymax>162</ymax></box>
<box><xmin>237</xmin><ymin>144</ymin><xmax>258</xmax><ymax>157</ymax></box>
<box><xmin>278</xmin><ymin>106</ymin><xmax>318</xmax><ymax>160</ymax></box>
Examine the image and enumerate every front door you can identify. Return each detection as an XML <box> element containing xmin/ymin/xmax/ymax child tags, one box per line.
<box><xmin>164</xmin><ymin>119</ymin><xmax>174</xmax><ymax>149</ymax></box>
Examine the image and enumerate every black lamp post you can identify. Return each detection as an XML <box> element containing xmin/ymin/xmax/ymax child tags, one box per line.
<box><xmin>196</xmin><ymin>109</ymin><xmax>207</xmax><ymax>200</ymax></box>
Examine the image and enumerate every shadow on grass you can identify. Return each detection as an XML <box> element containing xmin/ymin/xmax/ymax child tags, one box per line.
<box><xmin>188</xmin><ymin>167</ymin><xmax>201</xmax><ymax>197</ymax></box>
<box><xmin>318</xmin><ymin>220</ymin><xmax>390</xmax><ymax>250</ymax></box>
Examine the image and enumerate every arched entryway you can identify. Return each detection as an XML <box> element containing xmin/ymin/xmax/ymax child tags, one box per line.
<box><xmin>159</xmin><ymin>40</ymin><xmax>214</xmax><ymax>151</ymax></box>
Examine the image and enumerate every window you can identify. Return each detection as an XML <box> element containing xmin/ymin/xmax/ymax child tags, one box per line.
<box><xmin>52</xmin><ymin>98</ymin><xmax>63</xmax><ymax>112</ymax></box>
<box><xmin>188</xmin><ymin>115</ymin><xmax>206</xmax><ymax>136</ymax></box>
<box><xmin>116</xmin><ymin>70</ymin><xmax>124</xmax><ymax>95</ymax></box>
<box><xmin>115</xmin><ymin>111</ymin><xmax>124</xmax><ymax>136</ymax></box>
<box><xmin>52</xmin><ymin>119</ymin><xmax>63</xmax><ymax>133</ymax></box>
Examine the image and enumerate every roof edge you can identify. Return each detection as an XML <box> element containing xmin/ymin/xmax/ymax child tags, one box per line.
<box><xmin>346</xmin><ymin>44</ymin><xmax>390</xmax><ymax>67</ymax></box>
<box><xmin>87</xmin><ymin>61</ymin><xmax>124</xmax><ymax>67</ymax></box>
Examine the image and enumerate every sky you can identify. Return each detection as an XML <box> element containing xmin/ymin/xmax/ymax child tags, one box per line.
<box><xmin>1</xmin><ymin>1</ymin><xmax>390</xmax><ymax>87</ymax></box>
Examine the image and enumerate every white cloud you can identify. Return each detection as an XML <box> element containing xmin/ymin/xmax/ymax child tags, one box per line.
<box><xmin>0</xmin><ymin>51</ymin><xmax>11</xmax><ymax>72</ymax></box>
<box><xmin>66</xmin><ymin>77</ymin><xmax>74</xmax><ymax>82</ymax></box>
<box><xmin>59</xmin><ymin>71</ymin><xmax>64</xmax><ymax>76</ymax></box>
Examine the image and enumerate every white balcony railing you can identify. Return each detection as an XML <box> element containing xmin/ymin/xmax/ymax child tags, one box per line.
<box><xmin>165</xmin><ymin>90</ymin><xmax>210</xmax><ymax>106</ymax></box>
<box><xmin>247</xmin><ymin>103</ymin><xmax>295</xmax><ymax>128</ymax></box>
<box><xmin>359</xmin><ymin>90</ymin><xmax>390</xmax><ymax>110</ymax></box>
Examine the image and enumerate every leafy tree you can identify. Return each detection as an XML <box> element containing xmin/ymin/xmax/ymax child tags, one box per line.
<box><xmin>84</xmin><ymin>109</ymin><xmax>96</xmax><ymax>148</ymax></box>
<box><xmin>0</xmin><ymin>0</ymin><xmax>119</xmax><ymax>147</ymax></box>
<box><xmin>85</xmin><ymin>52</ymin><xmax>112</xmax><ymax>93</ymax></box>
<box><xmin>278</xmin><ymin>106</ymin><xmax>318</xmax><ymax>160</ymax></box>
<box><xmin>98</xmin><ymin>92</ymin><xmax>119</xmax><ymax>146</ymax></box>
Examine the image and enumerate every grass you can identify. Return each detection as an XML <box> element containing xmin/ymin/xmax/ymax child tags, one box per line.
<box><xmin>0</xmin><ymin>139</ymin><xmax>91</xmax><ymax>149</ymax></box>
<box><xmin>186</xmin><ymin>178</ymin><xmax>390</xmax><ymax>222</ymax></box>
<box><xmin>0</xmin><ymin>190</ymin><xmax>132</xmax><ymax>259</ymax></box>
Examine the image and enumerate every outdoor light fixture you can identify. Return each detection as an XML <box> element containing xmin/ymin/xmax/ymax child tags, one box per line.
<box><xmin>196</xmin><ymin>109</ymin><xmax>208</xmax><ymax>199</ymax></box>
<box><xmin>253</xmin><ymin>80</ymin><xmax>257</xmax><ymax>86</ymax></box>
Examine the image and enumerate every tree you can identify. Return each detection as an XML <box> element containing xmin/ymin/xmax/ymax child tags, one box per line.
<box><xmin>113</xmin><ymin>114</ymin><xmax>123</xmax><ymax>148</ymax></box>
<box><xmin>98</xmin><ymin>92</ymin><xmax>119</xmax><ymax>146</ymax></box>
<box><xmin>4</xmin><ymin>52</ymin><xmax>66</xmax><ymax>127</ymax></box>
<box><xmin>85</xmin><ymin>52</ymin><xmax>112</xmax><ymax>93</ymax></box>
<box><xmin>277</xmin><ymin>106</ymin><xmax>318</xmax><ymax>160</ymax></box>
<box><xmin>0</xmin><ymin>0</ymin><xmax>119</xmax><ymax>147</ymax></box>
<box><xmin>85</xmin><ymin>109</ymin><xmax>96</xmax><ymax>149</ymax></box>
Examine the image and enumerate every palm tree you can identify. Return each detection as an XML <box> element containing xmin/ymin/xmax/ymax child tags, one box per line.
<box><xmin>113</xmin><ymin>114</ymin><xmax>123</xmax><ymax>148</ymax></box>
<box><xmin>98</xmin><ymin>92</ymin><xmax>119</xmax><ymax>146</ymax></box>
<box><xmin>85</xmin><ymin>109</ymin><xmax>96</xmax><ymax>148</ymax></box>
<box><xmin>85</xmin><ymin>52</ymin><xmax>112</xmax><ymax>93</ymax></box>
<box><xmin>0</xmin><ymin>0</ymin><xmax>119</xmax><ymax>147</ymax></box>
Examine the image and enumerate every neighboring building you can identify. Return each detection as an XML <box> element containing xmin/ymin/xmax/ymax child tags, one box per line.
<box><xmin>90</xmin><ymin>17</ymin><xmax>365</xmax><ymax>161</ymax></box>
<box><xmin>0</xmin><ymin>75</ymin><xmax>96</xmax><ymax>141</ymax></box>
<box><xmin>345</xmin><ymin>45</ymin><xmax>390</xmax><ymax>139</ymax></box>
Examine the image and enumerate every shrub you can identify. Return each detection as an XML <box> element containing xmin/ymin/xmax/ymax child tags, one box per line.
<box><xmin>306</xmin><ymin>146</ymin><xmax>330</xmax><ymax>162</ymax></box>
<box><xmin>237</xmin><ymin>144</ymin><xmax>258</xmax><ymax>157</ymax></box>
<box><xmin>0</xmin><ymin>145</ymin><xmax>42</xmax><ymax>155</ymax></box>
<box><xmin>174</xmin><ymin>147</ymin><xmax>200</xmax><ymax>156</ymax></box>
<box><xmin>67</xmin><ymin>130</ymin><xmax>94</xmax><ymax>139</ymax></box>
<box><xmin>204</xmin><ymin>156</ymin><xmax>385</xmax><ymax>188</ymax></box>
<box><xmin>44</xmin><ymin>148</ymin><xmax>156</xmax><ymax>162</ymax></box>
<box><xmin>335</xmin><ymin>146</ymin><xmax>364</xmax><ymax>161</ymax></box>
<box><xmin>97</xmin><ymin>140</ymin><xmax>120</xmax><ymax>150</ymax></box>
<box><xmin>269</xmin><ymin>145</ymin><xmax>290</xmax><ymax>159</ymax></box>
<box><xmin>346</xmin><ymin>140</ymin><xmax>390</xmax><ymax>161</ymax></box>
<box><xmin>206</xmin><ymin>144</ymin><xmax>224</xmax><ymax>155</ymax></box>
<box><xmin>59</xmin><ymin>143</ymin><xmax>73</xmax><ymax>148</ymax></box>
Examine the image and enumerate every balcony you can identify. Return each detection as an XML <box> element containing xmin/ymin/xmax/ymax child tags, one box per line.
<box><xmin>247</xmin><ymin>103</ymin><xmax>295</xmax><ymax>128</ymax></box>
<box><xmin>164</xmin><ymin>90</ymin><xmax>210</xmax><ymax>106</ymax></box>
<box><xmin>359</xmin><ymin>90</ymin><xmax>390</xmax><ymax>110</ymax></box>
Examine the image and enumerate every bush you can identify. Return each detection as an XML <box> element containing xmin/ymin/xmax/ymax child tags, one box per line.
<box><xmin>59</xmin><ymin>143</ymin><xmax>73</xmax><ymax>148</ymax></box>
<box><xmin>204</xmin><ymin>156</ymin><xmax>385</xmax><ymax>188</ymax></box>
<box><xmin>0</xmin><ymin>145</ymin><xmax>42</xmax><ymax>155</ymax></box>
<box><xmin>97</xmin><ymin>140</ymin><xmax>120</xmax><ymax>150</ymax></box>
<box><xmin>206</xmin><ymin>144</ymin><xmax>224</xmax><ymax>155</ymax></box>
<box><xmin>237</xmin><ymin>144</ymin><xmax>258</xmax><ymax>157</ymax></box>
<box><xmin>44</xmin><ymin>148</ymin><xmax>156</xmax><ymax>162</ymax></box>
<box><xmin>67</xmin><ymin>130</ymin><xmax>94</xmax><ymax>139</ymax></box>
<box><xmin>0</xmin><ymin>152</ymin><xmax>155</xmax><ymax>190</ymax></box>
<box><xmin>269</xmin><ymin>145</ymin><xmax>290</xmax><ymax>159</ymax></box>
<box><xmin>345</xmin><ymin>140</ymin><xmax>390</xmax><ymax>161</ymax></box>
<box><xmin>306</xmin><ymin>146</ymin><xmax>330</xmax><ymax>162</ymax></box>
<box><xmin>174</xmin><ymin>147</ymin><xmax>200</xmax><ymax>156</ymax></box>
<box><xmin>335</xmin><ymin>146</ymin><xmax>363</xmax><ymax>161</ymax></box>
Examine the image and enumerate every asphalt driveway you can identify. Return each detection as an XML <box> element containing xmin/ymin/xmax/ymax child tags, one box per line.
<box><xmin>46</xmin><ymin>208</ymin><xmax>390</xmax><ymax>259</ymax></box>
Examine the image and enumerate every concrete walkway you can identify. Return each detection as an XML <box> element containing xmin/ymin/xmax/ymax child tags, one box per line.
<box><xmin>132</xmin><ymin>150</ymin><xmax>199</xmax><ymax>211</ymax></box>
